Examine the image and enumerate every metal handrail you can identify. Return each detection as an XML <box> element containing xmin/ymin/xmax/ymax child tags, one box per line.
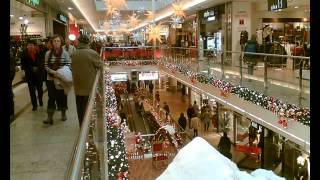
<box><xmin>100</xmin><ymin>45</ymin><xmax>309</xmax><ymax>60</ymax></box>
<box><xmin>65</xmin><ymin>71</ymin><xmax>102</xmax><ymax>180</ymax></box>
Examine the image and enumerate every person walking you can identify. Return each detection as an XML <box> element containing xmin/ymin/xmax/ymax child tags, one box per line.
<box><xmin>63</xmin><ymin>38</ymin><xmax>76</xmax><ymax>56</ymax></box>
<box><xmin>203</xmin><ymin>109</ymin><xmax>212</xmax><ymax>131</ymax></box>
<box><xmin>192</xmin><ymin>101</ymin><xmax>199</xmax><ymax>117</ymax></box>
<box><xmin>191</xmin><ymin>115</ymin><xmax>200</xmax><ymax>138</ymax></box>
<box><xmin>163</xmin><ymin>102</ymin><xmax>170</xmax><ymax>119</ymax></box>
<box><xmin>43</xmin><ymin>35</ymin><xmax>71</xmax><ymax>124</ymax></box>
<box><xmin>71</xmin><ymin>34</ymin><xmax>104</xmax><ymax>126</ymax></box>
<box><xmin>218</xmin><ymin>132</ymin><xmax>232</xmax><ymax>159</ymax></box>
<box><xmin>21</xmin><ymin>40</ymin><xmax>44</xmax><ymax>111</ymax></box>
<box><xmin>148</xmin><ymin>81</ymin><xmax>154</xmax><ymax>95</ymax></box>
<box><xmin>10</xmin><ymin>47</ymin><xmax>16</xmax><ymax>119</ymax></box>
<box><xmin>154</xmin><ymin>91</ymin><xmax>160</xmax><ymax>107</ymax></box>
<box><xmin>186</xmin><ymin>104</ymin><xmax>194</xmax><ymax>129</ymax></box>
<box><xmin>178</xmin><ymin>112</ymin><xmax>187</xmax><ymax>131</ymax></box>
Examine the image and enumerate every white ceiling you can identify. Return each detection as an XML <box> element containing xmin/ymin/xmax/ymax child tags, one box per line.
<box><xmin>11</xmin><ymin>0</ymin><xmax>310</xmax><ymax>34</ymax></box>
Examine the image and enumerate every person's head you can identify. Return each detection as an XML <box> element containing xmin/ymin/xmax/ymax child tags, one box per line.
<box><xmin>78</xmin><ymin>34</ymin><xmax>90</xmax><ymax>45</ymax></box>
<box><xmin>44</xmin><ymin>38</ymin><xmax>52</xmax><ymax>50</ymax></box>
<box><xmin>156</xmin><ymin>91</ymin><xmax>159</xmax><ymax>94</ymax></box>
<box><xmin>26</xmin><ymin>40</ymin><xmax>36</xmax><ymax>52</ymax></box>
<box><xmin>50</xmin><ymin>35</ymin><xmax>64</xmax><ymax>50</ymax></box>
<box><xmin>180</xmin><ymin>113</ymin><xmax>184</xmax><ymax>117</ymax></box>
<box><xmin>194</xmin><ymin>101</ymin><xmax>197</xmax><ymax>105</ymax></box>
<box><xmin>223</xmin><ymin>132</ymin><xmax>228</xmax><ymax>137</ymax></box>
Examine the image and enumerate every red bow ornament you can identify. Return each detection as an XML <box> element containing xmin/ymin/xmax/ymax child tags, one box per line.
<box><xmin>278</xmin><ymin>116</ymin><xmax>288</xmax><ymax>128</ymax></box>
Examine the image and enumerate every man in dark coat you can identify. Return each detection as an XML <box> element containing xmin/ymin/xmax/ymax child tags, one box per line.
<box><xmin>218</xmin><ymin>132</ymin><xmax>232</xmax><ymax>159</ymax></box>
<box><xmin>186</xmin><ymin>104</ymin><xmax>194</xmax><ymax>129</ymax></box>
<box><xmin>178</xmin><ymin>112</ymin><xmax>187</xmax><ymax>131</ymax></box>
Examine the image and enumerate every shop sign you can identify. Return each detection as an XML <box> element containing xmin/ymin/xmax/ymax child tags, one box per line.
<box><xmin>268</xmin><ymin>0</ymin><xmax>287</xmax><ymax>11</ymax></box>
<box><xmin>203</xmin><ymin>10</ymin><xmax>215</xmax><ymax>18</ymax></box>
<box><xmin>111</xmin><ymin>74</ymin><xmax>128</xmax><ymax>81</ymax></box>
<box><xmin>138</xmin><ymin>71</ymin><xmax>159</xmax><ymax>80</ymax></box>
<box><xmin>27</xmin><ymin>0</ymin><xmax>40</xmax><ymax>6</ymax></box>
<box><xmin>57</xmin><ymin>13</ymin><xmax>68</xmax><ymax>23</ymax></box>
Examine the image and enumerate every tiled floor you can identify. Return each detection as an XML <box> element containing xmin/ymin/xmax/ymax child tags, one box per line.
<box><xmin>10</xmin><ymin>83</ymin><xmax>79</xmax><ymax>180</ymax></box>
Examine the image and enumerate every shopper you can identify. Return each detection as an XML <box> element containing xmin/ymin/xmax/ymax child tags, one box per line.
<box><xmin>21</xmin><ymin>40</ymin><xmax>44</xmax><ymax>111</ymax></box>
<box><xmin>71</xmin><ymin>34</ymin><xmax>104</xmax><ymax>126</ymax></box>
<box><xmin>178</xmin><ymin>112</ymin><xmax>187</xmax><ymax>131</ymax></box>
<box><xmin>203</xmin><ymin>109</ymin><xmax>212</xmax><ymax>131</ymax></box>
<box><xmin>191</xmin><ymin>115</ymin><xmax>200</xmax><ymax>138</ymax></box>
<box><xmin>244</xmin><ymin>34</ymin><xmax>258</xmax><ymax>77</ymax></box>
<box><xmin>218</xmin><ymin>132</ymin><xmax>232</xmax><ymax>159</ymax></box>
<box><xmin>186</xmin><ymin>104</ymin><xmax>195</xmax><ymax>129</ymax></box>
<box><xmin>163</xmin><ymin>102</ymin><xmax>170</xmax><ymax>119</ymax></box>
<box><xmin>155</xmin><ymin>91</ymin><xmax>160</xmax><ymax>107</ymax></box>
<box><xmin>10</xmin><ymin>47</ymin><xmax>16</xmax><ymax>119</ymax></box>
<box><xmin>148</xmin><ymin>81</ymin><xmax>154</xmax><ymax>95</ymax></box>
<box><xmin>63</xmin><ymin>38</ymin><xmax>76</xmax><ymax>56</ymax></box>
<box><xmin>44</xmin><ymin>35</ymin><xmax>71</xmax><ymax>124</ymax></box>
<box><xmin>192</xmin><ymin>101</ymin><xmax>199</xmax><ymax>117</ymax></box>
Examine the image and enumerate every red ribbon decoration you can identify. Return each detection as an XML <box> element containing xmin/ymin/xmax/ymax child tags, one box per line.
<box><xmin>278</xmin><ymin>116</ymin><xmax>288</xmax><ymax>128</ymax></box>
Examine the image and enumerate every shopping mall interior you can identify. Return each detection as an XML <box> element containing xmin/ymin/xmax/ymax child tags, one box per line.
<box><xmin>10</xmin><ymin>0</ymin><xmax>311</xmax><ymax>179</ymax></box>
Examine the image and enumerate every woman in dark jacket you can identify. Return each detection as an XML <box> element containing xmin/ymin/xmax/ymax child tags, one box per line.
<box><xmin>218</xmin><ymin>132</ymin><xmax>232</xmax><ymax>159</ymax></box>
<box><xmin>21</xmin><ymin>40</ymin><xmax>44</xmax><ymax>111</ymax></box>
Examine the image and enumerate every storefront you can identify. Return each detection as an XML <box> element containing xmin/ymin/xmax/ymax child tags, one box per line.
<box><xmin>251</xmin><ymin>0</ymin><xmax>310</xmax><ymax>68</ymax></box>
<box><xmin>198</xmin><ymin>4</ymin><xmax>226</xmax><ymax>52</ymax></box>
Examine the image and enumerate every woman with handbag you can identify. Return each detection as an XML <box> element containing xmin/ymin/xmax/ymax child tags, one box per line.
<box><xmin>43</xmin><ymin>35</ymin><xmax>71</xmax><ymax>124</ymax></box>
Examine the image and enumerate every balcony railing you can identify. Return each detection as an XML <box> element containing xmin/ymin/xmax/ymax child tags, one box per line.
<box><xmin>66</xmin><ymin>68</ymin><xmax>107</xmax><ymax>180</ymax></box>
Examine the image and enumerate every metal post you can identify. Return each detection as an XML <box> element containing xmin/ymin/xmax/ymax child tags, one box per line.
<box><xmin>239</xmin><ymin>50</ymin><xmax>243</xmax><ymax>86</ymax></box>
<box><xmin>298</xmin><ymin>59</ymin><xmax>303</xmax><ymax>106</ymax></box>
<box><xmin>263</xmin><ymin>56</ymin><xmax>268</xmax><ymax>92</ymax></box>
<box><xmin>261</xmin><ymin>127</ymin><xmax>265</xmax><ymax>168</ymax></box>
<box><xmin>221</xmin><ymin>52</ymin><xmax>225</xmax><ymax>80</ymax></box>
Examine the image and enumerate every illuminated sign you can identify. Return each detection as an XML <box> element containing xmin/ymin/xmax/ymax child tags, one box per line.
<box><xmin>111</xmin><ymin>74</ymin><xmax>128</xmax><ymax>81</ymax></box>
<box><xmin>207</xmin><ymin>16</ymin><xmax>216</xmax><ymax>21</ymax></box>
<box><xmin>138</xmin><ymin>71</ymin><xmax>159</xmax><ymax>80</ymax></box>
<box><xmin>27</xmin><ymin>0</ymin><xmax>40</xmax><ymax>6</ymax></box>
<box><xmin>57</xmin><ymin>14</ymin><xmax>67</xmax><ymax>23</ymax></box>
<box><xmin>268</xmin><ymin>0</ymin><xmax>287</xmax><ymax>11</ymax></box>
<box><xmin>204</xmin><ymin>10</ymin><xmax>215</xmax><ymax>18</ymax></box>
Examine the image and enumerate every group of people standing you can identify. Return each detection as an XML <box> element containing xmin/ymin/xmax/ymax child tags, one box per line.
<box><xmin>12</xmin><ymin>34</ymin><xmax>103</xmax><ymax>127</ymax></box>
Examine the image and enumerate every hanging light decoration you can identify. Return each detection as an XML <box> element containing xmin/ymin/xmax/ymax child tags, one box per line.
<box><xmin>128</xmin><ymin>13</ymin><xmax>140</xmax><ymax>28</ymax></box>
<box><xmin>145</xmin><ymin>11</ymin><xmax>155</xmax><ymax>21</ymax></box>
<box><xmin>106</xmin><ymin>5</ymin><xmax>117</xmax><ymax>17</ymax></box>
<box><xmin>172</xmin><ymin>3</ymin><xmax>186</xmax><ymax>18</ymax></box>
<box><xmin>146</xmin><ymin>23</ymin><xmax>163</xmax><ymax>43</ymax></box>
<box><xmin>105</xmin><ymin>0</ymin><xmax>127</xmax><ymax>9</ymax></box>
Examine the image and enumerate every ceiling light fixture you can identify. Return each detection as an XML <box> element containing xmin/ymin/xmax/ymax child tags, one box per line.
<box><xmin>10</xmin><ymin>14</ymin><xmax>14</xmax><ymax>18</ymax></box>
<box><xmin>294</xmin><ymin>6</ymin><xmax>299</xmax><ymax>9</ymax></box>
<box><xmin>68</xmin><ymin>7</ymin><xmax>73</xmax><ymax>10</ymax></box>
<box><xmin>19</xmin><ymin>16</ymin><xmax>23</xmax><ymax>20</ymax></box>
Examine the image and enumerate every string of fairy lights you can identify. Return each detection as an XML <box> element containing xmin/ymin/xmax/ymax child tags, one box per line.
<box><xmin>104</xmin><ymin>70</ymin><xmax>129</xmax><ymax>179</ymax></box>
<box><xmin>159</xmin><ymin>61</ymin><xmax>310</xmax><ymax>127</ymax></box>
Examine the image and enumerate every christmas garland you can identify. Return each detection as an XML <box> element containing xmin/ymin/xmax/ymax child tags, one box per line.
<box><xmin>104</xmin><ymin>71</ymin><xmax>129</xmax><ymax>180</ymax></box>
<box><xmin>159</xmin><ymin>61</ymin><xmax>310</xmax><ymax>127</ymax></box>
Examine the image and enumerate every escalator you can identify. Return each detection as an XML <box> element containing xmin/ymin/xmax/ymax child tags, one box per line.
<box><xmin>120</xmin><ymin>93</ymin><xmax>149</xmax><ymax>134</ymax></box>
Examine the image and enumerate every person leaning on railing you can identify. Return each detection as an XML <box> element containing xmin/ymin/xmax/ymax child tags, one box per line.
<box><xmin>71</xmin><ymin>34</ymin><xmax>104</xmax><ymax>126</ymax></box>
